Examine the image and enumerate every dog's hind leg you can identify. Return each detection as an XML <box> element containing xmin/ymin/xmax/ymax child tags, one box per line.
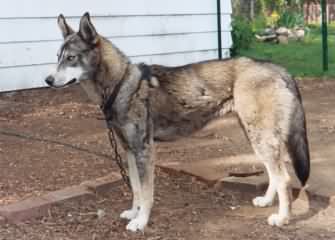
<box><xmin>252</xmin><ymin>161</ymin><xmax>277</xmax><ymax>208</ymax></box>
<box><xmin>234</xmin><ymin>78</ymin><xmax>293</xmax><ymax>227</ymax></box>
<box><xmin>237</xmin><ymin>111</ymin><xmax>292</xmax><ymax>226</ymax></box>
<box><xmin>248</xmin><ymin>133</ymin><xmax>291</xmax><ymax>226</ymax></box>
<box><xmin>251</xmin><ymin>137</ymin><xmax>279</xmax><ymax>208</ymax></box>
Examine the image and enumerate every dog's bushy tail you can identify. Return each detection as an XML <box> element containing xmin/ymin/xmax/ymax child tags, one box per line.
<box><xmin>287</xmin><ymin>107</ymin><xmax>310</xmax><ymax>186</ymax></box>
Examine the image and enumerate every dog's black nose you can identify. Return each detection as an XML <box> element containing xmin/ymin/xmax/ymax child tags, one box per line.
<box><xmin>45</xmin><ymin>76</ymin><xmax>55</xmax><ymax>86</ymax></box>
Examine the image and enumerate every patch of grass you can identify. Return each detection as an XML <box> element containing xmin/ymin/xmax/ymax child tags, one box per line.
<box><xmin>238</xmin><ymin>26</ymin><xmax>335</xmax><ymax>77</ymax></box>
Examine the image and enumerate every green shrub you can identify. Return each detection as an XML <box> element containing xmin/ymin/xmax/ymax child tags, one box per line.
<box><xmin>231</xmin><ymin>17</ymin><xmax>254</xmax><ymax>56</ymax></box>
<box><xmin>277</xmin><ymin>9</ymin><xmax>304</xmax><ymax>28</ymax></box>
<box><xmin>252</xmin><ymin>15</ymin><xmax>268</xmax><ymax>32</ymax></box>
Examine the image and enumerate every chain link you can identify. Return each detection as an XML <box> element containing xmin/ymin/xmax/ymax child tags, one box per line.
<box><xmin>107</xmin><ymin>128</ymin><xmax>131</xmax><ymax>189</ymax></box>
<box><xmin>101</xmin><ymin>85</ymin><xmax>131</xmax><ymax>190</ymax></box>
<box><xmin>101</xmin><ymin>62</ymin><xmax>152</xmax><ymax>189</ymax></box>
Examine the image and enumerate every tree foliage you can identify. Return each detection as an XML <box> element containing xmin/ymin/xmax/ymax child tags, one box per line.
<box><xmin>255</xmin><ymin>0</ymin><xmax>305</xmax><ymax>16</ymax></box>
<box><xmin>231</xmin><ymin>16</ymin><xmax>254</xmax><ymax>56</ymax></box>
<box><xmin>260</xmin><ymin>0</ymin><xmax>285</xmax><ymax>13</ymax></box>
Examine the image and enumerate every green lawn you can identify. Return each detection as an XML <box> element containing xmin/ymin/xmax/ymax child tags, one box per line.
<box><xmin>238</xmin><ymin>26</ymin><xmax>335</xmax><ymax>77</ymax></box>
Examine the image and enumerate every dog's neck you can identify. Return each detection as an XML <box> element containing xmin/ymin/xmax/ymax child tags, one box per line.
<box><xmin>99</xmin><ymin>37</ymin><xmax>130</xmax><ymax>85</ymax></box>
<box><xmin>80</xmin><ymin>37</ymin><xmax>131</xmax><ymax>106</ymax></box>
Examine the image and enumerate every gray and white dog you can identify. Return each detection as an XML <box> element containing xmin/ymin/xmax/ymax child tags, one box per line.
<box><xmin>45</xmin><ymin>13</ymin><xmax>310</xmax><ymax>232</ymax></box>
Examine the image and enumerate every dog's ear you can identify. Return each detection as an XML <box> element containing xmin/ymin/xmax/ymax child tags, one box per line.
<box><xmin>79</xmin><ymin>12</ymin><xmax>98</xmax><ymax>44</ymax></box>
<box><xmin>58</xmin><ymin>14</ymin><xmax>74</xmax><ymax>39</ymax></box>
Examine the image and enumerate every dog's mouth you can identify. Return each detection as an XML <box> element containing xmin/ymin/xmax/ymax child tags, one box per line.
<box><xmin>51</xmin><ymin>78</ymin><xmax>77</xmax><ymax>89</ymax></box>
<box><xmin>66</xmin><ymin>78</ymin><xmax>77</xmax><ymax>86</ymax></box>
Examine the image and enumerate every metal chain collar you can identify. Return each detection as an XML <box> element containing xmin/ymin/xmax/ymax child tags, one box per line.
<box><xmin>107</xmin><ymin>127</ymin><xmax>131</xmax><ymax>189</ymax></box>
<box><xmin>101</xmin><ymin>84</ymin><xmax>131</xmax><ymax>190</ymax></box>
<box><xmin>101</xmin><ymin>62</ymin><xmax>151</xmax><ymax>190</ymax></box>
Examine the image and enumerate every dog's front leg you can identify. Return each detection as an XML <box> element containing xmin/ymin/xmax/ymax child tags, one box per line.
<box><xmin>118</xmin><ymin>120</ymin><xmax>155</xmax><ymax>232</ymax></box>
<box><xmin>120</xmin><ymin>151</ymin><xmax>142</xmax><ymax>220</ymax></box>
<box><xmin>125</xmin><ymin>143</ymin><xmax>155</xmax><ymax>232</ymax></box>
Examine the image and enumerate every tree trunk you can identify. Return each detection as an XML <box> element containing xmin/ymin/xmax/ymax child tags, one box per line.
<box><xmin>250</xmin><ymin>0</ymin><xmax>255</xmax><ymax>19</ymax></box>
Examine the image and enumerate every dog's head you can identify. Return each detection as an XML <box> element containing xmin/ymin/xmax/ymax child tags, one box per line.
<box><xmin>45</xmin><ymin>12</ymin><xmax>100</xmax><ymax>88</ymax></box>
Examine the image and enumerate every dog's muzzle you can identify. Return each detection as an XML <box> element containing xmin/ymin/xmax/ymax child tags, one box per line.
<box><xmin>45</xmin><ymin>75</ymin><xmax>77</xmax><ymax>88</ymax></box>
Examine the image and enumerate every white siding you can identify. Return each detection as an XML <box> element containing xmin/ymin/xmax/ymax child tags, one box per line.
<box><xmin>0</xmin><ymin>0</ymin><xmax>232</xmax><ymax>92</ymax></box>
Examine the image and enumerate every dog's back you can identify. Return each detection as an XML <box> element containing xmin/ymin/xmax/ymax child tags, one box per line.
<box><xmin>148</xmin><ymin>57</ymin><xmax>304</xmax><ymax>141</ymax></box>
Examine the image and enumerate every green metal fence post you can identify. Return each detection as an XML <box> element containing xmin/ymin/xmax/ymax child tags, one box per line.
<box><xmin>321</xmin><ymin>0</ymin><xmax>329</xmax><ymax>72</ymax></box>
<box><xmin>217</xmin><ymin>0</ymin><xmax>222</xmax><ymax>59</ymax></box>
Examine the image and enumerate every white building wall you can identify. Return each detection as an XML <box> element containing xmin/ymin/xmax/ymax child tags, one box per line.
<box><xmin>0</xmin><ymin>0</ymin><xmax>232</xmax><ymax>92</ymax></box>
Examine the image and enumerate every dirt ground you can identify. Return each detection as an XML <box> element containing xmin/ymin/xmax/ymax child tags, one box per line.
<box><xmin>0</xmin><ymin>79</ymin><xmax>335</xmax><ymax>239</ymax></box>
<box><xmin>0</xmin><ymin>170</ymin><xmax>333</xmax><ymax>240</ymax></box>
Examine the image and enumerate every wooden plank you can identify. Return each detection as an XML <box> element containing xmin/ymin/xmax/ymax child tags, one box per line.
<box><xmin>0</xmin><ymin>14</ymin><xmax>231</xmax><ymax>43</ymax></box>
<box><xmin>0</xmin><ymin>32</ymin><xmax>232</xmax><ymax>67</ymax></box>
<box><xmin>0</xmin><ymin>49</ymin><xmax>230</xmax><ymax>92</ymax></box>
<box><xmin>0</xmin><ymin>0</ymin><xmax>232</xmax><ymax>18</ymax></box>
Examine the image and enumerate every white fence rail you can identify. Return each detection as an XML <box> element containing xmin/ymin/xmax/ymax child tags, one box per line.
<box><xmin>0</xmin><ymin>0</ymin><xmax>232</xmax><ymax>92</ymax></box>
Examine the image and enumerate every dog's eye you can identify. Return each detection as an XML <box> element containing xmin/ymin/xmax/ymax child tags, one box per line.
<box><xmin>67</xmin><ymin>55</ymin><xmax>76</xmax><ymax>61</ymax></box>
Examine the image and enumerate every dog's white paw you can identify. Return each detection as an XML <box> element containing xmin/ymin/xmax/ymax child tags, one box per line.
<box><xmin>252</xmin><ymin>196</ymin><xmax>273</xmax><ymax>208</ymax></box>
<box><xmin>126</xmin><ymin>214</ymin><xmax>149</xmax><ymax>232</ymax></box>
<box><xmin>267</xmin><ymin>213</ymin><xmax>289</xmax><ymax>227</ymax></box>
<box><xmin>120</xmin><ymin>208</ymin><xmax>138</xmax><ymax>220</ymax></box>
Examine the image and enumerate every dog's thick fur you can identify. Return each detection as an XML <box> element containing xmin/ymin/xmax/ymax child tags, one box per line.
<box><xmin>45</xmin><ymin>13</ymin><xmax>310</xmax><ymax>232</ymax></box>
